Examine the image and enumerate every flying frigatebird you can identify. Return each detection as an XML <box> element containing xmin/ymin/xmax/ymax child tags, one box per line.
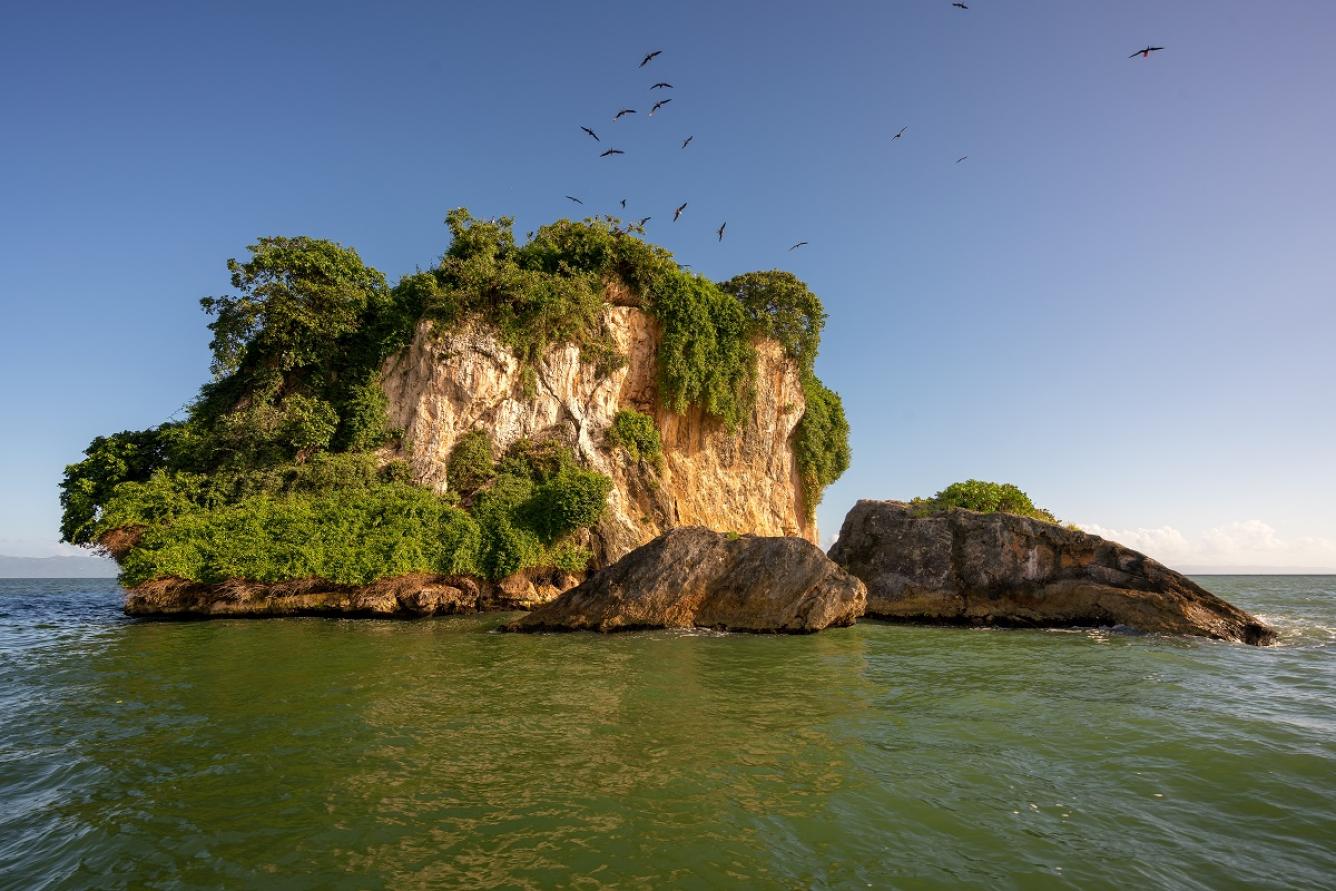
<box><xmin>640</xmin><ymin>50</ymin><xmax>662</xmax><ymax>67</ymax></box>
<box><xmin>673</xmin><ymin>202</ymin><xmax>687</xmax><ymax>222</ymax></box>
<box><xmin>1129</xmin><ymin>45</ymin><xmax>1164</xmax><ymax>59</ymax></box>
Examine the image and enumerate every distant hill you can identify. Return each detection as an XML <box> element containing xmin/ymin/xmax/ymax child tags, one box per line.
<box><xmin>0</xmin><ymin>554</ymin><xmax>118</xmax><ymax>578</ymax></box>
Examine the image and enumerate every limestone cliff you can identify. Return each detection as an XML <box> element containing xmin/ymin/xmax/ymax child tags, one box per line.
<box><xmin>381</xmin><ymin>304</ymin><xmax>814</xmax><ymax>566</ymax></box>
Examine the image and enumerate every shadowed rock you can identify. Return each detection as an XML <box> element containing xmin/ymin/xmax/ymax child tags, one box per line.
<box><xmin>829</xmin><ymin>500</ymin><xmax>1273</xmax><ymax>645</ymax></box>
<box><xmin>123</xmin><ymin>569</ymin><xmax>581</xmax><ymax>618</ymax></box>
<box><xmin>505</xmin><ymin>526</ymin><xmax>866</xmax><ymax>634</ymax></box>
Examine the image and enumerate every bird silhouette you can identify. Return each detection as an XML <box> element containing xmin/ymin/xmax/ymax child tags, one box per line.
<box><xmin>637</xmin><ymin>216</ymin><xmax>651</xmax><ymax>227</ymax></box>
<box><xmin>640</xmin><ymin>50</ymin><xmax>662</xmax><ymax>67</ymax></box>
<box><xmin>581</xmin><ymin>126</ymin><xmax>599</xmax><ymax>141</ymax></box>
<box><xmin>681</xmin><ymin>135</ymin><xmax>693</xmax><ymax>149</ymax></box>
<box><xmin>614</xmin><ymin>108</ymin><xmax>636</xmax><ymax>120</ymax></box>
<box><xmin>717</xmin><ymin>222</ymin><xmax>726</xmax><ymax>242</ymax></box>
<box><xmin>956</xmin><ymin>156</ymin><xmax>968</xmax><ymax>163</ymax></box>
<box><xmin>1129</xmin><ymin>45</ymin><xmax>1164</xmax><ymax>59</ymax></box>
<box><xmin>952</xmin><ymin>2</ymin><xmax>968</xmax><ymax>8</ymax></box>
<box><xmin>651</xmin><ymin>82</ymin><xmax>673</xmax><ymax>90</ymax></box>
<box><xmin>789</xmin><ymin>241</ymin><xmax>808</xmax><ymax>251</ymax></box>
<box><xmin>566</xmin><ymin>195</ymin><xmax>584</xmax><ymax>205</ymax></box>
<box><xmin>650</xmin><ymin>98</ymin><xmax>672</xmax><ymax>116</ymax></box>
<box><xmin>673</xmin><ymin>202</ymin><xmax>687</xmax><ymax>222</ymax></box>
<box><xmin>620</xmin><ymin>198</ymin><xmax>627</xmax><ymax>208</ymax></box>
<box><xmin>893</xmin><ymin>126</ymin><xmax>907</xmax><ymax>140</ymax></box>
<box><xmin>600</xmin><ymin>148</ymin><xmax>625</xmax><ymax>157</ymax></box>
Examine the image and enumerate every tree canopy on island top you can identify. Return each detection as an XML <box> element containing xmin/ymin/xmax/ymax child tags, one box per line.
<box><xmin>59</xmin><ymin>211</ymin><xmax>850</xmax><ymax>587</ymax></box>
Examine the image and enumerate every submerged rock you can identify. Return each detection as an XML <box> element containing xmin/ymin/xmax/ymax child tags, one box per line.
<box><xmin>123</xmin><ymin>569</ymin><xmax>581</xmax><ymax>619</ymax></box>
<box><xmin>504</xmin><ymin>526</ymin><xmax>865</xmax><ymax>634</ymax></box>
<box><xmin>829</xmin><ymin>500</ymin><xmax>1273</xmax><ymax>645</ymax></box>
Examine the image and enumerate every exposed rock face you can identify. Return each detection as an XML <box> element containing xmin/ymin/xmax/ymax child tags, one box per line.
<box><xmin>505</xmin><ymin>526</ymin><xmax>866</xmax><ymax>634</ymax></box>
<box><xmin>829</xmin><ymin>500</ymin><xmax>1274</xmax><ymax>645</ymax></box>
<box><xmin>381</xmin><ymin>306</ymin><xmax>814</xmax><ymax>567</ymax></box>
<box><xmin>124</xmin><ymin>569</ymin><xmax>581</xmax><ymax>619</ymax></box>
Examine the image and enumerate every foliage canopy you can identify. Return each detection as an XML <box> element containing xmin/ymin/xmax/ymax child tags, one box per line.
<box><xmin>911</xmin><ymin>480</ymin><xmax>1059</xmax><ymax>524</ymax></box>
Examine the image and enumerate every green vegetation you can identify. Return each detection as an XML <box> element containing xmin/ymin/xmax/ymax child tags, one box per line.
<box><xmin>911</xmin><ymin>480</ymin><xmax>1059</xmax><ymax>524</ymax></box>
<box><xmin>448</xmin><ymin>430</ymin><xmax>495</xmax><ymax>497</ymax></box>
<box><xmin>108</xmin><ymin>443</ymin><xmax>606</xmax><ymax>586</ymax></box>
<box><xmin>61</xmin><ymin>209</ymin><xmax>850</xmax><ymax>586</ymax></box>
<box><xmin>607</xmin><ymin>409</ymin><xmax>662</xmax><ymax>463</ymax></box>
<box><xmin>793</xmin><ymin>376</ymin><xmax>851</xmax><ymax>515</ymax></box>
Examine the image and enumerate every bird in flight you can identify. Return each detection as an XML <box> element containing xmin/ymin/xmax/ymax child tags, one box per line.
<box><xmin>893</xmin><ymin>126</ymin><xmax>907</xmax><ymax>140</ymax></box>
<box><xmin>640</xmin><ymin>50</ymin><xmax>662</xmax><ymax>67</ymax></box>
<box><xmin>952</xmin><ymin>2</ymin><xmax>968</xmax><ymax>8</ymax></box>
<box><xmin>581</xmin><ymin>126</ymin><xmax>599</xmax><ymax>141</ymax></box>
<box><xmin>789</xmin><ymin>241</ymin><xmax>808</xmax><ymax>251</ymax></box>
<box><xmin>717</xmin><ymin>222</ymin><xmax>726</xmax><ymax>242</ymax></box>
<box><xmin>566</xmin><ymin>195</ymin><xmax>583</xmax><ymax>205</ymax></box>
<box><xmin>620</xmin><ymin>198</ymin><xmax>627</xmax><ymax>208</ymax></box>
<box><xmin>681</xmin><ymin>135</ymin><xmax>693</xmax><ymax>149</ymax></box>
<box><xmin>637</xmin><ymin>216</ymin><xmax>651</xmax><ymax>227</ymax></box>
<box><xmin>1129</xmin><ymin>45</ymin><xmax>1164</xmax><ymax>59</ymax></box>
<box><xmin>956</xmin><ymin>156</ymin><xmax>968</xmax><ymax>163</ymax></box>
<box><xmin>651</xmin><ymin>82</ymin><xmax>673</xmax><ymax>90</ymax></box>
<box><xmin>650</xmin><ymin>98</ymin><xmax>672</xmax><ymax>116</ymax></box>
<box><xmin>600</xmin><ymin>148</ymin><xmax>625</xmax><ymax>157</ymax></box>
<box><xmin>614</xmin><ymin>108</ymin><xmax>636</xmax><ymax>120</ymax></box>
<box><xmin>673</xmin><ymin>202</ymin><xmax>687</xmax><ymax>222</ymax></box>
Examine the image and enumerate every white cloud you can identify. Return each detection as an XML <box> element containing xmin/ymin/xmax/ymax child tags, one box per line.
<box><xmin>1077</xmin><ymin>520</ymin><xmax>1336</xmax><ymax>570</ymax></box>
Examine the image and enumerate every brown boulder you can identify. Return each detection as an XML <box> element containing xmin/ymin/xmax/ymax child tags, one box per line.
<box><xmin>828</xmin><ymin>500</ymin><xmax>1274</xmax><ymax>644</ymax></box>
<box><xmin>504</xmin><ymin>526</ymin><xmax>866</xmax><ymax>634</ymax></box>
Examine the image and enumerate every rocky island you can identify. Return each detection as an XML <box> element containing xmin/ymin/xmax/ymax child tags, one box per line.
<box><xmin>61</xmin><ymin>211</ymin><xmax>850</xmax><ymax>616</ymax></box>
<box><xmin>829</xmin><ymin>493</ymin><xmax>1274</xmax><ymax>645</ymax></box>
<box><xmin>61</xmin><ymin>213</ymin><xmax>1271</xmax><ymax>645</ymax></box>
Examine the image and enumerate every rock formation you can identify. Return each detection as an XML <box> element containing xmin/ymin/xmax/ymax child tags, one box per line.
<box><xmin>381</xmin><ymin>305</ymin><xmax>814</xmax><ymax>566</ymax></box>
<box><xmin>829</xmin><ymin>500</ymin><xmax>1274</xmax><ymax>645</ymax></box>
<box><xmin>124</xmin><ymin>569</ymin><xmax>581</xmax><ymax>618</ymax></box>
<box><xmin>505</xmin><ymin>526</ymin><xmax>865</xmax><ymax>634</ymax></box>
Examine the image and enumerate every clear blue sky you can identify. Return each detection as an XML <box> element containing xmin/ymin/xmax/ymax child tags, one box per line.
<box><xmin>2</xmin><ymin>0</ymin><xmax>1333</xmax><ymax>568</ymax></box>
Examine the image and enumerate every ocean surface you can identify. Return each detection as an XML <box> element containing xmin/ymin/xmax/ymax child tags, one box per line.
<box><xmin>0</xmin><ymin>577</ymin><xmax>1332</xmax><ymax>890</ymax></box>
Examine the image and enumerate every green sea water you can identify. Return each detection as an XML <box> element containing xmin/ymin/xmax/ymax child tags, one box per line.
<box><xmin>1</xmin><ymin>576</ymin><xmax>1333</xmax><ymax>890</ymax></box>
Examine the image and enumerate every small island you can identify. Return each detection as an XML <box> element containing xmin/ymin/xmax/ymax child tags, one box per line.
<box><xmin>60</xmin><ymin>213</ymin><xmax>1271</xmax><ymax>644</ymax></box>
<box><xmin>61</xmin><ymin>211</ymin><xmax>850</xmax><ymax>614</ymax></box>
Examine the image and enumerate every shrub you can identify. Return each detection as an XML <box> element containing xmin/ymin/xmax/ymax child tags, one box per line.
<box><xmin>448</xmin><ymin>430</ymin><xmax>495</xmax><ymax>497</ymax></box>
<box><xmin>607</xmin><ymin>409</ymin><xmax>662</xmax><ymax>462</ymax></box>
<box><xmin>526</xmin><ymin>467</ymin><xmax>614</xmax><ymax>543</ymax></box>
<box><xmin>649</xmin><ymin>270</ymin><xmax>755</xmax><ymax>430</ymax></box>
<box><xmin>911</xmin><ymin>480</ymin><xmax>1059</xmax><ymax>524</ymax></box>
<box><xmin>794</xmin><ymin>374</ymin><xmax>851</xmax><ymax>518</ymax></box>
<box><xmin>118</xmin><ymin>485</ymin><xmax>484</xmax><ymax>587</ymax></box>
